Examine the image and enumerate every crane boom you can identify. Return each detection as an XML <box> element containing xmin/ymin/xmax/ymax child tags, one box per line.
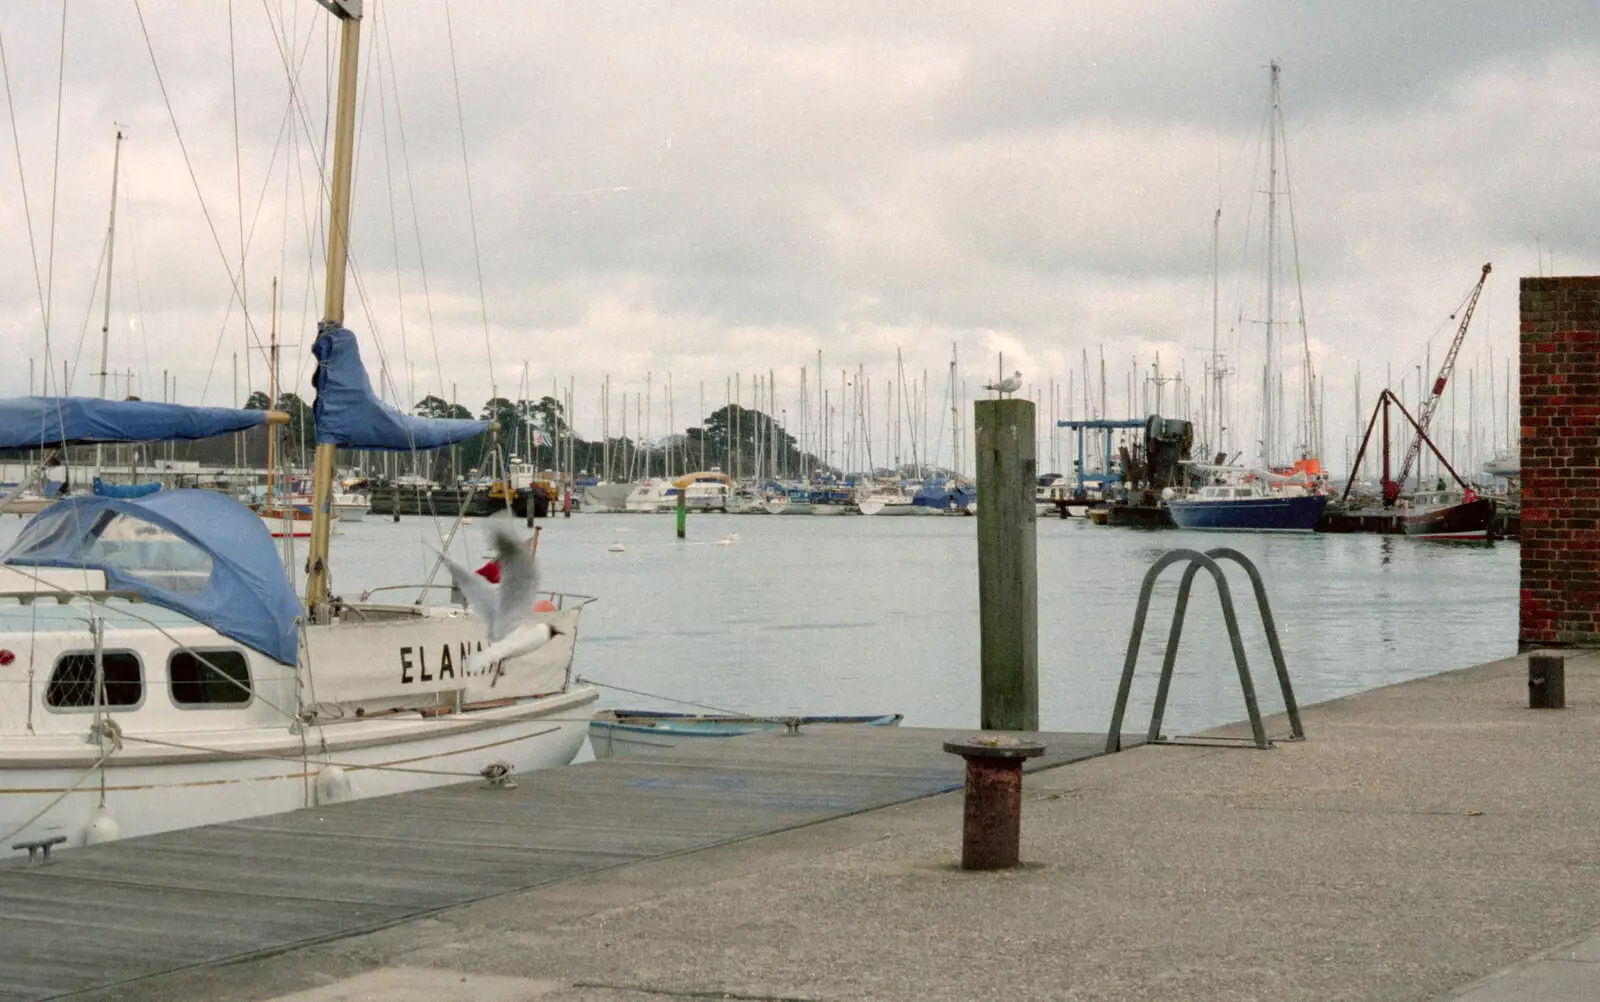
<box><xmin>1396</xmin><ymin>262</ymin><xmax>1491</xmax><ymax>489</ymax></box>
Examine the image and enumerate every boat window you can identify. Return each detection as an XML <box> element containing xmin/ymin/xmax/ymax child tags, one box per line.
<box><xmin>85</xmin><ymin>511</ymin><xmax>214</xmax><ymax>596</ymax></box>
<box><xmin>46</xmin><ymin>651</ymin><xmax>143</xmax><ymax>709</ymax></box>
<box><xmin>170</xmin><ymin>649</ymin><xmax>253</xmax><ymax>706</ymax></box>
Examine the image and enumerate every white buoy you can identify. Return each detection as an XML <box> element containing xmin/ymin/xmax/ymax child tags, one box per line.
<box><xmin>462</xmin><ymin>517</ymin><xmax>474</xmax><ymax>525</ymax></box>
<box><xmin>608</xmin><ymin>541</ymin><xmax>626</xmax><ymax>553</ymax></box>
<box><xmin>85</xmin><ymin>803</ymin><xmax>120</xmax><ymax>845</ymax></box>
<box><xmin>316</xmin><ymin>765</ymin><xmax>353</xmax><ymax>804</ymax></box>
<box><xmin>715</xmin><ymin>537</ymin><xmax>733</xmax><ymax>546</ymax></box>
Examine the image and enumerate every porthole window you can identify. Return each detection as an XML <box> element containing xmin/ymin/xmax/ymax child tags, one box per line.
<box><xmin>169</xmin><ymin>650</ymin><xmax>252</xmax><ymax>707</ymax></box>
<box><xmin>46</xmin><ymin>652</ymin><xmax>143</xmax><ymax>709</ymax></box>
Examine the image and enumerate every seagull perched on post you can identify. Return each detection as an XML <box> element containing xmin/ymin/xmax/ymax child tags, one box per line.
<box><xmin>440</xmin><ymin>517</ymin><xmax>561</xmax><ymax>676</ymax></box>
<box><xmin>984</xmin><ymin>370</ymin><xmax>1023</xmax><ymax>398</ymax></box>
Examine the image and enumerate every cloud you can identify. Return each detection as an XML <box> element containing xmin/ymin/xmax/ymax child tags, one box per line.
<box><xmin>1</xmin><ymin>1</ymin><xmax>1595</xmax><ymax>472</ymax></box>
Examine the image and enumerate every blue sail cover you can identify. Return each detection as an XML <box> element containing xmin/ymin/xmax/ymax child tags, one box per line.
<box><xmin>312</xmin><ymin>327</ymin><xmax>490</xmax><ymax>451</ymax></box>
<box><xmin>93</xmin><ymin>477</ymin><xmax>161</xmax><ymax>499</ymax></box>
<box><xmin>0</xmin><ymin>396</ymin><xmax>269</xmax><ymax>450</ymax></box>
<box><xmin>3</xmin><ymin>491</ymin><xmax>301</xmax><ymax>664</ymax></box>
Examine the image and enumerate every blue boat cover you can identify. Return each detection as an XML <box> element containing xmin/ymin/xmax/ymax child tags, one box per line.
<box><xmin>92</xmin><ymin>478</ymin><xmax>161</xmax><ymax>499</ymax></box>
<box><xmin>3</xmin><ymin>491</ymin><xmax>300</xmax><ymax>664</ymax></box>
<box><xmin>0</xmin><ymin>396</ymin><xmax>269</xmax><ymax>450</ymax></box>
<box><xmin>312</xmin><ymin>327</ymin><xmax>490</xmax><ymax>451</ymax></box>
<box><xmin>912</xmin><ymin>479</ymin><xmax>976</xmax><ymax>509</ymax></box>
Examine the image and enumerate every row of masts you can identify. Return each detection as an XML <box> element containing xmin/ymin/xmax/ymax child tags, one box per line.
<box><xmin>294</xmin><ymin>344</ymin><xmax>1512</xmax><ymax>488</ymax></box>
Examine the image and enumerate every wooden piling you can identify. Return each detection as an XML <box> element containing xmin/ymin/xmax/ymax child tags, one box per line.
<box><xmin>974</xmin><ymin>398</ymin><xmax>1038</xmax><ymax>731</ymax></box>
<box><xmin>676</xmin><ymin>486</ymin><xmax>687</xmax><ymax>539</ymax></box>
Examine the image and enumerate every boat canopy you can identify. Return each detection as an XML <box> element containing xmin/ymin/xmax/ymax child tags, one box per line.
<box><xmin>0</xmin><ymin>396</ymin><xmax>269</xmax><ymax>451</ymax></box>
<box><xmin>312</xmin><ymin>327</ymin><xmax>490</xmax><ymax>451</ymax></box>
<box><xmin>2</xmin><ymin>491</ymin><xmax>300</xmax><ymax>664</ymax></box>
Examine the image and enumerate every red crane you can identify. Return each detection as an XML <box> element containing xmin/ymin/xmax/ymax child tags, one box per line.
<box><xmin>1395</xmin><ymin>262</ymin><xmax>1492</xmax><ymax>490</ymax></box>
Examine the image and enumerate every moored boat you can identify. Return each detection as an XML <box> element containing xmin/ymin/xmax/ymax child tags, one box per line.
<box><xmin>1403</xmin><ymin>489</ymin><xmax>1495</xmax><ymax>541</ymax></box>
<box><xmin>1165</xmin><ymin>482</ymin><xmax>1327</xmax><ymax>532</ymax></box>
<box><xmin>589</xmin><ymin>709</ymin><xmax>904</xmax><ymax>760</ymax></box>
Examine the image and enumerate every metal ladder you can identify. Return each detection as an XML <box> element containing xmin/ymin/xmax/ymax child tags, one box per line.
<box><xmin>1106</xmin><ymin>547</ymin><xmax>1304</xmax><ymax>752</ymax></box>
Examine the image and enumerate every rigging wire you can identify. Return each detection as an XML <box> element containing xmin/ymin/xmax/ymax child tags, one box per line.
<box><xmin>374</xmin><ymin>5</ymin><xmax>413</xmax><ymax>412</ymax></box>
<box><xmin>130</xmin><ymin>0</ymin><xmax>264</xmax><ymax>382</ymax></box>
<box><xmin>43</xmin><ymin>2</ymin><xmax>69</xmax><ymax>392</ymax></box>
<box><xmin>378</xmin><ymin>5</ymin><xmax>447</xmax><ymax>406</ymax></box>
<box><xmin>253</xmin><ymin>1</ymin><xmax>459</xmax><ymax>540</ymax></box>
<box><xmin>65</xmin><ymin>225</ymin><xmax>113</xmax><ymax>389</ymax></box>
<box><xmin>122</xmin><ymin>177</ymin><xmax>155</xmax><ymax>399</ymax></box>
<box><xmin>443</xmin><ymin>0</ymin><xmax>498</xmax><ymax>403</ymax></box>
<box><xmin>230</xmin><ymin>0</ymin><xmax>249</xmax><ymax>401</ymax></box>
<box><xmin>0</xmin><ymin>26</ymin><xmax>51</xmax><ymax>356</ymax></box>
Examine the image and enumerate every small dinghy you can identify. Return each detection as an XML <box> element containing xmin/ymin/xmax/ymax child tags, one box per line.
<box><xmin>589</xmin><ymin>709</ymin><xmax>903</xmax><ymax>760</ymax></box>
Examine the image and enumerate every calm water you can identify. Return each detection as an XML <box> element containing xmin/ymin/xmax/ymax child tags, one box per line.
<box><xmin>0</xmin><ymin>509</ymin><xmax>1517</xmax><ymax>735</ymax></box>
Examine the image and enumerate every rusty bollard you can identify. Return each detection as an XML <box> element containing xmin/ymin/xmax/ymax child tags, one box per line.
<box><xmin>943</xmin><ymin>735</ymin><xmax>1046</xmax><ymax>870</ymax></box>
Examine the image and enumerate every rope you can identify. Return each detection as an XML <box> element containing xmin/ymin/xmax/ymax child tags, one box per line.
<box><xmin>0</xmin><ymin>749</ymin><xmax>114</xmax><ymax>850</ymax></box>
<box><xmin>575</xmin><ymin>677</ymin><xmax>747</xmax><ymax>717</ymax></box>
<box><xmin>119</xmin><ymin>729</ymin><xmax>557</xmax><ymax>780</ymax></box>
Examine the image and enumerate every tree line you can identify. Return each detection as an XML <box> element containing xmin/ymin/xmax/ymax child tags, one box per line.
<box><xmin>221</xmin><ymin>392</ymin><xmax>832</xmax><ymax>483</ymax></box>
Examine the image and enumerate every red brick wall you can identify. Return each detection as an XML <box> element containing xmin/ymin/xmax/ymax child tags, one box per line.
<box><xmin>1520</xmin><ymin>276</ymin><xmax>1600</xmax><ymax>648</ymax></box>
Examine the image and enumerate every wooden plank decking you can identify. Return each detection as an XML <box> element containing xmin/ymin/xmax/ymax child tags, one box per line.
<box><xmin>0</xmin><ymin>726</ymin><xmax>1118</xmax><ymax>1001</ymax></box>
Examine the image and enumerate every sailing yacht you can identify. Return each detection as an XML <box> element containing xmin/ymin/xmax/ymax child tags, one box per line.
<box><xmin>0</xmin><ymin>2</ymin><xmax>595</xmax><ymax>851</ymax></box>
<box><xmin>1172</xmin><ymin>61</ymin><xmax>1327</xmax><ymax>532</ymax></box>
<box><xmin>1166</xmin><ymin>476</ymin><xmax>1326</xmax><ymax>532</ymax></box>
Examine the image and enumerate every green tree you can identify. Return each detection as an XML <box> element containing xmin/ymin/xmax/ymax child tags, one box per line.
<box><xmin>414</xmin><ymin>395</ymin><xmax>471</xmax><ymax>420</ymax></box>
<box><xmin>276</xmin><ymin>392</ymin><xmax>316</xmax><ymax>453</ymax></box>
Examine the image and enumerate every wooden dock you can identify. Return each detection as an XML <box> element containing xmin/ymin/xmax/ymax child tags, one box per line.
<box><xmin>0</xmin><ymin>726</ymin><xmax>1115</xmax><ymax>1001</ymax></box>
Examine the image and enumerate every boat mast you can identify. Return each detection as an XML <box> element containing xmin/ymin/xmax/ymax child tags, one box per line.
<box><xmin>1263</xmin><ymin>59</ymin><xmax>1279</xmax><ymax>469</ymax></box>
<box><xmin>948</xmin><ymin>344</ymin><xmax>958</xmax><ymax>477</ymax></box>
<box><xmin>1210</xmin><ymin>205</ymin><xmax>1222</xmax><ymax>457</ymax></box>
<box><xmin>267</xmin><ymin>278</ymin><xmax>279</xmax><ymax>504</ymax></box>
<box><xmin>306</xmin><ymin>0</ymin><xmax>363</xmax><ymax>613</ymax></box>
<box><xmin>94</xmin><ymin>127</ymin><xmax>125</xmax><ymax>482</ymax></box>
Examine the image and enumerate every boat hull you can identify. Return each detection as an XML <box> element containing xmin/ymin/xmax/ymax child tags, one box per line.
<box><xmin>1404</xmin><ymin>497</ymin><xmax>1495</xmax><ymax>541</ymax></box>
<box><xmin>259</xmin><ymin>510</ymin><xmax>313</xmax><ymax>538</ymax></box>
<box><xmin>589</xmin><ymin>710</ymin><xmax>903</xmax><ymax>760</ymax></box>
<box><xmin>1165</xmin><ymin>494</ymin><xmax>1327</xmax><ymax>532</ymax></box>
<box><xmin>0</xmin><ymin>687</ymin><xmax>595</xmax><ymax>849</ymax></box>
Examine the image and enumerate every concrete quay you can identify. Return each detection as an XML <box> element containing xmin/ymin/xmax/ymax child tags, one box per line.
<box><xmin>71</xmin><ymin>650</ymin><xmax>1600</xmax><ymax>1001</ymax></box>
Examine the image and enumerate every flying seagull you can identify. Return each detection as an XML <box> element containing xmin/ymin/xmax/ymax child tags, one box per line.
<box><xmin>440</xmin><ymin>517</ymin><xmax>561</xmax><ymax>677</ymax></box>
<box><xmin>984</xmin><ymin>370</ymin><xmax>1023</xmax><ymax>397</ymax></box>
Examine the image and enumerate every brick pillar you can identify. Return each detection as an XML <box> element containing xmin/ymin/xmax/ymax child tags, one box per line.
<box><xmin>1520</xmin><ymin>276</ymin><xmax>1600</xmax><ymax>649</ymax></box>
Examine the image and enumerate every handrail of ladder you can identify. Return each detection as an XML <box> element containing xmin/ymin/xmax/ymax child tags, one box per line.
<box><xmin>1106</xmin><ymin>547</ymin><xmax>1303</xmax><ymax>752</ymax></box>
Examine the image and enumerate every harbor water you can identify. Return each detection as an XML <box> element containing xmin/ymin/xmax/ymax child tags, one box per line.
<box><xmin>0</xmin><ymin>510</ymin><xmax>1517</xmax><ymax>736</ymax></box>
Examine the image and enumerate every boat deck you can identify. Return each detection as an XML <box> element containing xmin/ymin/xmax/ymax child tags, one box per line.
<box><xmin>0</xmin><ymin>724</ymin><xmax>1118</xmax><ymax>1001</ymax></box>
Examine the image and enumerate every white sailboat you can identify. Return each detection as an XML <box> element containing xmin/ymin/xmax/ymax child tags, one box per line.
<box><xmin>0</xmin><ymin>2</ymin><xmax>595</xmax><ymax>852</ymax></box>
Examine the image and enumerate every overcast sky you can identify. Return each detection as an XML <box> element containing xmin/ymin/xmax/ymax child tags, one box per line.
<box><xmin>2</xmin><ymin>1</ymin><xmax>1595</xmax><ymax>473</ymax></box>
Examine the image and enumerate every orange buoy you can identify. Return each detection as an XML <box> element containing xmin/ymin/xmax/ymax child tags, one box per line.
<box><xmin>533</xmin><ymin>599</ymin><xmax>557</xmax><ymax>613</ymax></box>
